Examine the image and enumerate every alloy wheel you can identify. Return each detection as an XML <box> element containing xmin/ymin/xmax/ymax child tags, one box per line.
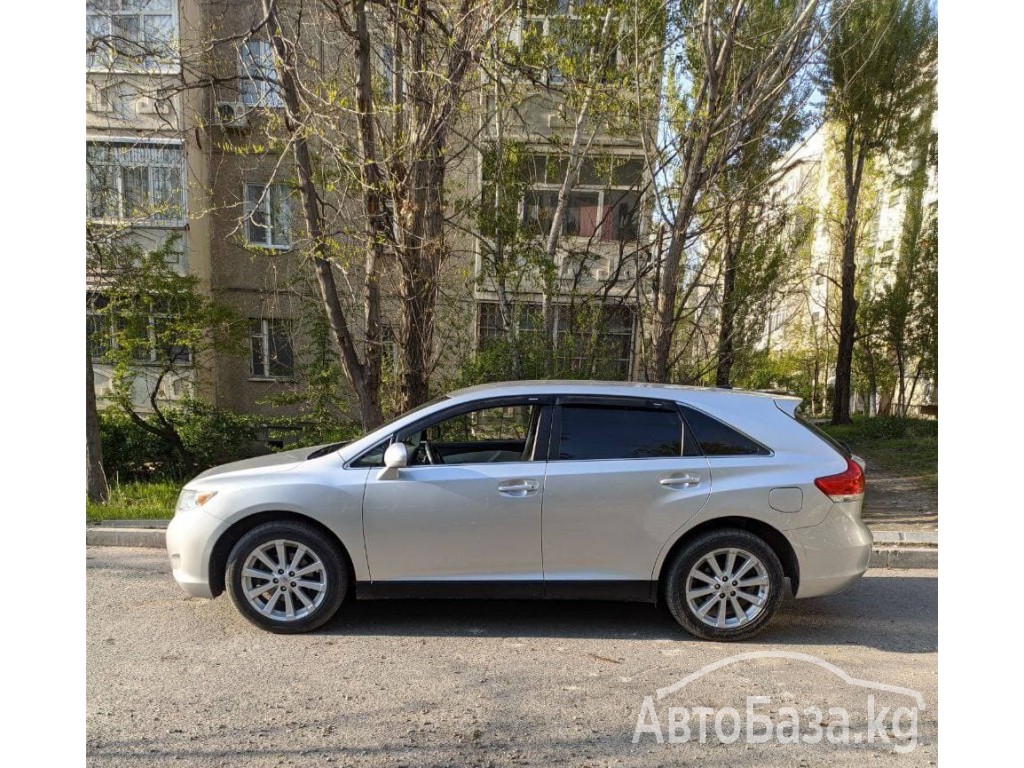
<box><xmin>685</xmin><ymin>547</ymin><xmax>770</xmax><ymax>629</ymax></box>
<box><xmin>241</xmin><ymin>539</ymin><xmax>328</xmax><ymax>621</ymax></box>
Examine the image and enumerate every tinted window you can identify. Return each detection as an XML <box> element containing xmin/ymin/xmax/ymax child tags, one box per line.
<box><xmin>557</xmin><ymin>405</ymin><xmax>682</xmax><ymax>460</ymax></box>
<box><xmin>681</xmin><ymin>407</ymin><xmax>770</xmax><ymax>456</ymax></box>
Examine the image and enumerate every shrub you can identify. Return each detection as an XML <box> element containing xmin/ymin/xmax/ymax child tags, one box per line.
<box><xmin>99</xmin><ymin>401</ymin><xmax>362</xmax><ymax>482</ymax></box>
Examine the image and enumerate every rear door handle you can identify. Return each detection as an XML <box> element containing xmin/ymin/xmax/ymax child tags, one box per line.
<box><xmin>498</xmin><ymin>479</ymin><xmax>540</xmax><ymax>497</ymax></box>
<box><xmin>660</xmin><ymin>474</ymin><xmax>702</xmax><ymax>489</ymax></box>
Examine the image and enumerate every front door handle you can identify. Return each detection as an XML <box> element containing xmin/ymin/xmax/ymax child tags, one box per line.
<box><xmin>660</xmin><ymin>474</ymin><xmax>702</xmax><ymax>489</ymax></box>
<box><xmin>498</xmin><ymin>479</ymin><xmax>540</xmax><ymax>497</ymax></box>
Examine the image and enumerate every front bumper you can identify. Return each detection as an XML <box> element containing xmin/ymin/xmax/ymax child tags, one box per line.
<box><xmin>786</xmin><ymin>501</ymin><xmax>873</xmax><ymax>599</ymax></box>
<box><xmin>166</xmin><ymin>506</ymin><xmax>227</xmax><ymax>599</ymax></box>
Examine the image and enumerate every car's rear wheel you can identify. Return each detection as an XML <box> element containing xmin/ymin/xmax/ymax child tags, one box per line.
<box><xmin>664</xmin><ymin>529</ymin><xmax>783</xmax><ymax>641</ymax></box>
<box><xmin>225</xmin><ymin>521</ymin><xmax>348</xmax><ymax>633</ymax></box>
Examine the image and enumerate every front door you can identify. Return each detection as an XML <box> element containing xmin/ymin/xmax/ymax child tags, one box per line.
<box><xmin>361</xmin><ymin>397</ymin><xmax>549</xmax><ymax>594</ymax></box>
<box><xmin>540</xmin><ymin>397</ymin><xmax>712</xmax><ymax>596</ymax></box>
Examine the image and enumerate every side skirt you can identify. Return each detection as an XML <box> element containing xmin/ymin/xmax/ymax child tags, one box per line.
<box><xmin>355</xmin><ymin>580</ymin><xmax>655</xmax><ymax>603</ymax></box>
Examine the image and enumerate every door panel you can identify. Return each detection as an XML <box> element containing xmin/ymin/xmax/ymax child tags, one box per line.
<box><xmin>541</xmin><ymin>456</ymin><xmax>711</xmax><ymax>582</ymax></box>
<box><xmin>540</xmin><ymin>399</ymin><xmax>712</xmax><ymax>584</ymax></box>
<box><xmin>362</xmin><ymin>462</ymin><xmax>545</xmax><ymax>583</ymax></box>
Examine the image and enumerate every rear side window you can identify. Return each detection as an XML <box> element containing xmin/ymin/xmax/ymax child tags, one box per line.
<box><xmin>680</xmin><ymin>406</ymin><xmax>770</xmax><ymax>456</ymax></box>
<box><xmin>557</xmin><ymin>405</ymin><xmax>682</xmax><ymax>460</ymax></box>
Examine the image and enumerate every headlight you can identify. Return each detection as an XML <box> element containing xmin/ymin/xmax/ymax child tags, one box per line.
<box><xmin>176</xmin><ymin>489</ymin><xmax>217</xmax><ymax>512</ymax></box>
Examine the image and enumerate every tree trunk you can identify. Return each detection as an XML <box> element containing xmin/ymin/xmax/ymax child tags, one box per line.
<box><xmin>86</xmin><ymin>346</ymin><xmax>109</xmax><ymax>504</ymax></box>
<box><xmin>352</xmin><ymin>0</ymin><xmax>386</xmax><ymax>417</ymax></box>
<box><xmin>831</xmin><ymin>126</ymin><xmax>866</xmax><ymax>425</ymax></box>
<box><xmin>264</xmin><ymin>0</ymin><xmax>383</xmax><ymax>430</ymax></box>
<box><xmin>715</xmin><ymin>201</ymin><xmax>749</xmax><ymax>387</ymax></box>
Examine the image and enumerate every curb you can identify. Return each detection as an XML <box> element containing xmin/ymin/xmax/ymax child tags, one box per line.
<box><xmin>869</xmin><ymin>546</ymin><xmax>937</xmax><ymax>570</ymax></box>
<box><xmin>86</xmin><ymin>521</ymin><xmax>938</xmax><ymax>569</ymax></box>
<box><xmin>869</xmin><ymin>530</ymin><xmax>937</xmax><ymax>545</ymax></box>
<box><xmin>87</xmin><ymin>527</ymin><xmax>166</xmax><ymax>548</ymax></box>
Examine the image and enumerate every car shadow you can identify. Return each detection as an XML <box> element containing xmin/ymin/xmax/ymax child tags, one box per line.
<box><xmin>320</xmin><ymin>574</ymin><xmax>936</xmax><ymax>653</ymax></box>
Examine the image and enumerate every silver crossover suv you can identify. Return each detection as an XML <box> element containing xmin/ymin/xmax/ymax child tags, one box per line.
<box><xmin>167</xmin><ymin>381</ymin><xmax>871</xmax><ymax>640</ymax></box>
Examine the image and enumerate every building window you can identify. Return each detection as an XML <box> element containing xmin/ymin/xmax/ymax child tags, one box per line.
<box><xmin>87</xmin><ymin>292</ymin><xmax>191</xmax><ymax>365</ymax></box>
<box><xmin>477</xmin><ymin>301</ymin><xmax>633</xmax><ymax>379</ymax></box>
<box><xmin>87</xmin><ymin>141</ymin><xmax>185</xmax><ymax>223</ymax></box>
<box><xmin>87</xmin><ymin>294</ymin><xmax>114</xmax><ymax>361</ymax></box>
<box><xmin>239</xmin><ymin>40</ymin><xmax>284</xmax><ymax>108</ymax></box>
<box><xmin>378</xmin><ymin>45</ymin><xmax>395</xmax><ymax>101</ymax></box>
<box><xmin>520</xmin><ymin>156</ymin><xmax>643</xmax><ymax>243</ymax></box>
<box><xmin>523</xmin><ymin>190</ymin><xmax>600</xmax><ymax>237</ymax></box>
<box><xmin>251</xmin><ymin>319</ymin><xmax>295</xmax><ymax>379</ymax></box>
<box><xmin>86</xmin><ymin>0</ymin><xmax>177</xmax><ymax>71</ymax></box>
<box><xmin>380</xmin><ymin>323</ymin><xmax>401</xmax><ymax>375</ymax></box>
<box><xmin>477</xmin><ymin>302</ymin><xmax>543</xmax><ymax>345</ymax></box>
<box><xmin>244</xmin><ymin>184</ymin><xmax>292</xmax><ymax>247</ymax></box>
<box><xmin>519</xmin><ymin>1</ymin><xmax>618</xmax><ymax>85</ymax></box>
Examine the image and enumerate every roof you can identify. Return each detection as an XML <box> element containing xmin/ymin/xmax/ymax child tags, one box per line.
<box><xmin>448</xmin><ymin>380</ymin><xmax>799</xmax><ymax>406</ymax></box>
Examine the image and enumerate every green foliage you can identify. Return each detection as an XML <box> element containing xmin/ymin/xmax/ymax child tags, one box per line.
<box><xmin>98</xmin><ymin>401</ymin><xmax>362</xmax><ymax>482</ymax></box>
<box><xmin>731</xmin><ymin>349</ymin><xmax>819</xmax><ymax>403</ymax></box>
<box><xmin>86</xmin><ymin>480</ymin><xmax>181</xmax><ymax>521</ymax></box>
<box><xmin>821</xmin><ymin>415</ymin><xmax>937</xmax><ymax>486</ymax></box>
<box><xmin>455</xmin><ymin>302</ymin><xmax>635</xmax><ymax>386</ymax></box>
<box><xmin>819</xmin><ymin>0</ymin><xmax>937</xmax><ymax>154</ymax></box>
<box><xmin>853</xmin><ymin>98</ymin><xmax>937</xmax><ymax>414</ymax></box>
<box><xmin>89</xmin><ymin>234</ymin><xmax>246</xmax><ymax>388</ymax></box>
<box><xmin>259</xmin><ymin>301</ymin><xmax>373</xmax><ymax>438</ymax></box>
<box><xmin>515</xmin><ymin>0</ymin><xmax>665</xmax><ymax>113</ymax></box>
<box><xmin>87</xmin><ymin>230</ymin><xmax>249</xmax><ymax>461</ymax></box>
<box><xmin>477</xmin><ymin>140</ymin><xmax>535</xmax><ymax>288</ymax></box>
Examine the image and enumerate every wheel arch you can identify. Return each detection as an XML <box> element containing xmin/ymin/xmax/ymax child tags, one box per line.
<box><xmin>208</xmin><ymin>510</ymin><xmax>356</xmax><ymax>597</ymax></box>
<box><xmin>655</xmin><ymin>516</ymin><xmax>800</xmax><ymax>601</ymax></box>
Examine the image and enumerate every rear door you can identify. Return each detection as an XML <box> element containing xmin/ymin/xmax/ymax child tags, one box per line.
<box><xmin>540</xmin><ymin>396</ymin><xmax>711</xmax><ymax>596</ymax></box>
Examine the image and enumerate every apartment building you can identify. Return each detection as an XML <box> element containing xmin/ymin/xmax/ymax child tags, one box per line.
<box><xmin>86</xmin><ymin>0</ymin><xmax>663</xmax><ymax>418</ymax></box>
<box><xmin>86</xmin><ymin>0</ymin><xmax>210</xmax><ymax>409</ymax></box>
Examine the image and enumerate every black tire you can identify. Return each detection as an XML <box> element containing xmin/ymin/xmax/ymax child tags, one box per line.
<box><xmin>663</xmin><ymin>528</ymin><xmax>784</xmax><ymax>641</ymax></box>
<box><xmin>225</xmin><ymin>520</ymin><xmax>348</xmax><ymax>633</ymax></box>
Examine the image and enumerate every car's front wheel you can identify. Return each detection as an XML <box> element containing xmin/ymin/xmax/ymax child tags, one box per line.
<box><xmin>225</xmin><ymin>521</ymin><xmax>348</xmax><ymax>633</ymax></box>
<box><xmin>664</xmin><ymin>529</ymin><xmax>784</xmax><ymax>641</ymax></box>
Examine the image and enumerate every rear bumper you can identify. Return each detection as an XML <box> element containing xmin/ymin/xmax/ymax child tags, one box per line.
<box><xmin>165</xmin><ymin>507</ymin><xmax>226</xmax><ymax>599</ymax></box>
<box><xmin>787</xmin><ymin>501</ymin><xmax>873</xmax><ymax>599</ymax></box>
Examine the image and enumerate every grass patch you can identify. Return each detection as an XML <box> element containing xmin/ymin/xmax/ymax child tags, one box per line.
<box><xmin>821</xmin><ymin>416</ymin><xmax>937</xmax><ymax>488</ymax></box>
<box><xmin>87</xmin><ymin>480</ymin><xmax>181</xmax><ymax>521</ymax></box>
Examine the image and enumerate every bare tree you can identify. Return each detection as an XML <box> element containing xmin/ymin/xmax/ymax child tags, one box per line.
<box><xmin>647</xmin><ymin>0</ymin><xmax>821</xmax><ymax>382</ymax></box>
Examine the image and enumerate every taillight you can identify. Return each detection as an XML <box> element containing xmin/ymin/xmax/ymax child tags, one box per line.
<box><xmin>814</xmin><ymin>458</ymin><xmax>865</xmax><ymax>502</ymax></box>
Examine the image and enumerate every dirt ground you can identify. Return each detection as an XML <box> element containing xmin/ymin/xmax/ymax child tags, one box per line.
<box><xmin>862</xmin><ymin>469</ymin><xmax>937</xmax><ymax>531</ymax></box>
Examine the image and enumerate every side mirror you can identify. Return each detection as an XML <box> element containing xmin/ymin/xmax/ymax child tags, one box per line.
<box><xmin>376</xmin><ymin>443</ymin><xmax>408</xmax><ymax>481</ymax></box>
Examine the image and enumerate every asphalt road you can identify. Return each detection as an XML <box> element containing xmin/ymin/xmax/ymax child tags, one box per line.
<box><xmin>87</xmin><ymin>547</ymin><xmax>937</xmax><ymax>767</ymax></box>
